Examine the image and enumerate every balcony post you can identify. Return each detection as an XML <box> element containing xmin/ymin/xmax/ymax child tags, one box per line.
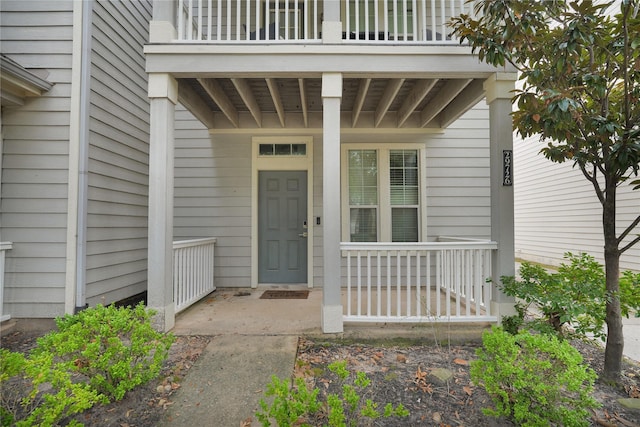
<box><xmin>321</xmin><ymin>72</ymin><xmax>343</xmax><ymax>333</ymax></box>
<box><xmin>148</xmin><ymin>73</ymin><xmax>178</xmax><ymax>332</ymax></box>
<box><xmin>150</xmin><ymin>0</ymin><xmax>177</xmax><ymax>43</ymax></box>
<box><xmin>322</xmin><ymin>0</ymin><xmax>342</xmax><ymax>43</ymax></box>
<box><xmin>485</xmin><ymin>72</ymin><xmax>518</xmax><ymax>322</ymax></box>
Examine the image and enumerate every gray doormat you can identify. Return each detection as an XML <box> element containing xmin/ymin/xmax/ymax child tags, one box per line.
<box><xmin>259</xmin><ymin>290</ymin><xmax>309</xmax><ymax>299</ymax></box>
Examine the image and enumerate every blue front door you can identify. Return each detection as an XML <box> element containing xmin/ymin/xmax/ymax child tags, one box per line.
<box><xmin>258</xmin><ymin>171</ymin><xmax>308</xmax><ymax>283</ymax></box>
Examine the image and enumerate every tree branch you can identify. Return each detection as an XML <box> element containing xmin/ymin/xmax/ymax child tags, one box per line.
<box><xmin>620</xmin><ymin>234</ymin><xmax>640</xmax><ymax>255</ymax></box>
<box><xmin>580</xmin><ymin>163</ymin><xmax>605</xmax><ymax>205</ymax></box>
<box><xmin>618</xmin><ymin>213</ymin><xmax>640</xmax><ymax>248</ymax></box>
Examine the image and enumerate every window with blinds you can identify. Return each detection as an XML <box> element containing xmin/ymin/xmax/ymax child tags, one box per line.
<box><xmin>390</xmin><ymin>150</ymin><xmax>418</xmax><ymax>242</ymax></box>
<box><xmin>347</xmin><ymin>148</ymin><xmax>421</xmax><ymax>243</ymax></box>
<box><xmin>348</xmin><ymin>149</ymin><xmax>378</xmax><ymax>242</ymax></box>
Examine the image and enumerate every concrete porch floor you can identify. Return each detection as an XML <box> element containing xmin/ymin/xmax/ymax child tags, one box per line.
<box><xmin>171</xmin><ymin>286</ymin><xmax>495</xmax><ymax>342</ymax></box>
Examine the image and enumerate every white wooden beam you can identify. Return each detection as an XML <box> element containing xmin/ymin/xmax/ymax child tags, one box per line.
<box><xmin>352</xmin><ymin>78</ymin><xmax>371</xmax><ymax>128</ymax></box>
<box><xmin>196</xmin><ymin>78</ymin><xmax>239</xmax><ymax>128</ymax></box>
<box><xmin>265</xmin><ymin>78</ymin><xmax>286</xmax><ymax>127</ymax></box>
<box><xmin>375</xmin><ymin>78</ymin><xmax>405</xmax><ymax>128</ymax></box>
<box><xmin>437</xmin><ymin>79</ymin><xmax>486</xmax><ymax>128</ymax></box>
<box><xmin>177</xmin><ymin>80</ymin><xmax>216</xmax><ymax>129</ymax></box>
<box><xmin>420</xmin><ymin>79</ymin><xmax>471</xmax><ymax>127</ymax></box>
<box><xmin>298</xmin><ymin>78</ymin><xmax>309</xmax><ymax>128</ymax></box>
<box><xmin>231</xmin><ymin>77</ymin><xmax>262</xmax><ymax>127</ymax></box>
<box><xmin>397</xmin><ymin>79</ymin><xmax>437</xmax><ymax>128</ymax></box>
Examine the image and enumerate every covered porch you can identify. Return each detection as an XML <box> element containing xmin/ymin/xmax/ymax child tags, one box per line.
<box><xmin>146</xmin><ymin>0</ymin><xmax>517</xmax><ymax>333</ymax></box>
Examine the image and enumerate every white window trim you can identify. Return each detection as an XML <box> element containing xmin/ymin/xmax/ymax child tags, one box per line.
<box><xmin>341</xmin><ymin>143</ymin><xmax>427</xmax><ymax>242</ymax></box>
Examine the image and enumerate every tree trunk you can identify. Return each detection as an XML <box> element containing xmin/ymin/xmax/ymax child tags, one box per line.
<box><xmin>602</xmin><ymin>178</ymin><xmax>623</xmax><ymax>383</ymax></box>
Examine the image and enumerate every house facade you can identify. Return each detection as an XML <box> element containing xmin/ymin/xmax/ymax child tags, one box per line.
<box><xmin>2</xmin><ymin>0</ymin><xmax>518</xmax><ymax>334</ymax></box>
<box><xmin>1</xmin><ymin>0</ymin><xmax>153</xmax><ymax>322</ymax></box>
<box><xmin>146</xmin><ymin>0</ymin><xmax>518</xmax><ymax>332</ymax></box>
<box><xmin>514</xmin><ymin>134</ymin><xmax>640</xmax><ymax>273</ymax></box>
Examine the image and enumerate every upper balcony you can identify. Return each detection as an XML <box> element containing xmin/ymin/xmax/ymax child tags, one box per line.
<box><xmin>172</xmin><ymin>0</ymin><xmax>478</xmax><ymax>45</ymax></box>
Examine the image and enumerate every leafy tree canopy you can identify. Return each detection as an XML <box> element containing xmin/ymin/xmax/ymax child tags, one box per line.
<box><xmin>452</xmin><ymin>0</ymin><xmax>640</xmax><ymax>202</ymax></box>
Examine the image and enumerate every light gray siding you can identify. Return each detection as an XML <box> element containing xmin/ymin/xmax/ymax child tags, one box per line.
<box><xmin>174</xmin><ymin>106</ymin><xmax>253</xmax><ymax>287</ymax></box>
<box><xmin>173</xmin><ymin>103</ymin><xmax>493</xmax><ymax>287</ymax></box>
<box><xmin>514</xmin><ymin>134</ymin><xmax>640</xmax><ymax>272</ymax></box>
<box><xmin>85</xmin><ymin>0</ymin><xmax>152</xmax><ymax>305</ymax></box>
<box><xmin>425</xmin><ymin>104</ymin><xmax>491</xmax><ymax>240</ymax></box>
<box><xmin>1</xmin><ymin>1</ymin><xmax>74</xmax><ymax>317</ymax></box>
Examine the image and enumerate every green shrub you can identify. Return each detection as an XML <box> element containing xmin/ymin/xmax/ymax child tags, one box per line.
<box><xmin>1</xmin><ymin>348</ymin><xmax>102</xmax><ymax>427</ymax></box>
<box><xmin>256</xmin><ymin>360</ymin><xmax>409</xmax><ymax>427</ymax></box>
<box><xmin>471</xmin><ymin>327</ymin><xmax>599</xmax><ymax>427</ymax></box>
<box><xmin>35</xmin><ymin>303</ymin><xmax>174</xmax><ymax>402</ymax></box>
<box><xmin>1</xmin><ymin>303</ymin><xmax>174</xmax><ymax>426</ymax></box>
<box><xmin>501</xmin><ymin>253</ymin><xmax>640</xmax><ymax>339</ymax></box>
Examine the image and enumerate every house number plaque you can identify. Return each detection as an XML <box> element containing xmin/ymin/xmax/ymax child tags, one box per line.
<box><xmin>503</xmin><ymin>150</ymin><xmax>513</xmax><ymax>186</ymax></box>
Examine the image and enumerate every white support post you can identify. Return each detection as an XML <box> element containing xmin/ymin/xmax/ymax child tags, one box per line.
<box><xmin>148</xmin><ymin>73</ymin><xmax>178</xmax><ymax>332</ymax></box>
<box><xmin>485</xmin><ymin>72</ymin><xmax>517</xmax><ymax>321</ymax></box>
<box><xmin>322</xmin><ymin>72</ymin><xmax>343</xmax><ymax>333</ymax></box>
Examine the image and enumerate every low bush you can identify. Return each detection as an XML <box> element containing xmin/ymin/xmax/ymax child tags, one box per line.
<box><xmin>501</xmin><ymin>252</ymin><xmax>640</xmax><ymax>339</ymax></box>
<box><xmin>0</xmin><ymin>303</ymin><xmax>174</xmax><ymax>426</ymax></box>
<box><xmin>471</xmin><ymin>327</ymin><xmax>599</xmax><ymax>427</ymax></box>
<box><xmin>256</xmin><ymin>360</ymin><xmax>409</xmax><ymax>427</ymax></box>
<box><xmin>35</xmin><ymin>303</ymin><xmax>174</xmax><ymax>402</ymax></box>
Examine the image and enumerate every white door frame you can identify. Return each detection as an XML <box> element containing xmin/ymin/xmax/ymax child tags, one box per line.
<box><xmin>251</xmin><ymin>136</ymin><xmax>314</xmax><ymax>288</ymax></box>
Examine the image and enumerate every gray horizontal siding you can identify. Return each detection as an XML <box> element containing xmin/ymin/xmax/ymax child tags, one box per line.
<box><xmin>84</xmin><ymin>0</ymin><xmax>152</xmax><ymax>305</ymax></box>
<box><xmin>425</xmin><ymin>104</ymin><xmax>491</xmax><ymax>240</ymax></box>
<box><xmin>174</xmin><ymin>106</ymin><xmax>253</xmax><ymax>287</ymax></box>
<box><xmin>1</xmin><ymin>0</ymin><xmax>74</xmax><ymax>317</ymax></box>
<box><xmin>514</xmin><ymin>134</ymin><xmax>640</xmax><ymax>272</ymax></box>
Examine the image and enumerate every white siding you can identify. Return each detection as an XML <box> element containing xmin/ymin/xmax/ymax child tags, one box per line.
<box><xmin>0</xmin><ymin>1</ymin><xmax>74</xmax><ymax>317</ymax></box>
<box><xmin>514</xmin><ymin>134</ymin><xmax>640</xmax><ymax>272</ymax></box>
<box><xmin>173</xmin><ymin>103</ymin><xmax>493</xmax><ymax>287</ymax></box>
<box><xmin>85</xmin><ymin>0</ymin><xmax>152</xmax><ymax>305</ymax></box>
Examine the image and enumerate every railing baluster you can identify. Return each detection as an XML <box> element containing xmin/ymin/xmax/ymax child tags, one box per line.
<box><xmin>347</xmin><ymin>250</ymin><xmax>352</xmax><ymax>317</ymax></box>
<box><xmin>396</xmin><ymin>251</ymin><xmax>401</xmax><ymax>316</ymax></box>
<box><xmin>406</xmin><ymin>251</ymin><xmax>411</xmax><ymax>317</ymax></box>
<box><xmin>416</xmin><ymin>251</ymin><xmax>421</xmax><ymax>317</ymax></box>
<box><xmin>376</xmin><ymin>251</ymin><xmax>382</xmax><ymax>316</ymax></box>
<box><xmin>386</xmin><ymin>251</ymin><xmax>391</xmax><ymax>316</ymax></box>
<box><xmin>366</xmin><ymin>251</ymin><xmax>372</xmax><ymax>316</ymax></box>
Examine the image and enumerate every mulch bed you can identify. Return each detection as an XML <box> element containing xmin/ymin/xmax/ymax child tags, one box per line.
<box><xmin>1</xmin><ymin>330</ymin><xmax>639</xmax><ymax>426</ymax></box>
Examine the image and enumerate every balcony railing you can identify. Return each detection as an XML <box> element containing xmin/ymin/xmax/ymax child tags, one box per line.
<box><xmin>341</xmin><ymin>239</ymin><xmax>497</xmax><ymax>323</ymax></box>
<box><xmin>173</xmin><ymin>237</ymin><xmax>217</xmax><ymax>313</ymax></box>
<box><xmin>176</xmin><ymin>0</ymin><xmax>477</xmax><ymax>43</ymax></box>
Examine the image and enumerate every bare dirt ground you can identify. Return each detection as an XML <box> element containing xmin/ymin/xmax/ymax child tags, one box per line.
<box><xmin>2</xmin><ymin>330</ymin><xmax>639</xmax><ymax>426</ymax></box>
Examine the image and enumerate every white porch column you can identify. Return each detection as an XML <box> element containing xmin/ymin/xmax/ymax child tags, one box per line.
<box><xmin>321</xmin><ymin>72</ymin><xmax>343</xmax><ymax>333</ymax></box>
<box><xmin>485</xmin><ymin>73</ymin><xmax>518</xmax><ymax>321</ymax></box>
<box><xmin>148</xmin><ymin>73</ymin><xmax>178</xmax><ymax>332</ymax></box>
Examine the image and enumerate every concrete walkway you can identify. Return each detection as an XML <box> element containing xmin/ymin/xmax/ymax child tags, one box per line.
<box><xmin>159</xmin><ymin>335</ymin><xmax>298</xmax><ymax>426</ymax></box>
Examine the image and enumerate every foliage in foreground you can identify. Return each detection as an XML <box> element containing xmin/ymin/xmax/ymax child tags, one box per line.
<box><xmin>471</xmin><ymin>327</ymin><xmax>599</xmax><ymax>427</ymax></box>
<box><xmin>0</xmin><ymin>303</ymin><xmax>174</xmax><ymax>426</ymax></box>
<box><xmin>501</xmin><ymin>253</ymin><xmax>640</xmax><ymax>340</ymax></box>
<box><xmin>256</xmin><ymin>360</ymin><xmax>409</xmax><ymax>426</ymax></box>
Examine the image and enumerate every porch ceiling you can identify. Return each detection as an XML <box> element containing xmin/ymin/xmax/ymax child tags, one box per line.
<box><xmin>178</xmin><ymin>76</ymin><xmax>487</xmax><ymax>131</ymax></box>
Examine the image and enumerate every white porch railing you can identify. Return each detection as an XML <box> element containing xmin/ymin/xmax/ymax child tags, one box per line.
<box><xmin>0</xmin><ymin>242</ymin><xmax>12</xmax><ymax>322</ymax></box>
<box><xmin>176</xmin><ymin>0</ymin><xmax>477</xmax><ymax>43</ymax></box>
<box><xmin>173</xmin><ymin>237</ymin><xmax>217</xmax><ymax>314</ymax></box>
<box><xmin>341</xmin><ymin>239</ymin><xmax>497</xmax><ymax>323</ymax></box>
